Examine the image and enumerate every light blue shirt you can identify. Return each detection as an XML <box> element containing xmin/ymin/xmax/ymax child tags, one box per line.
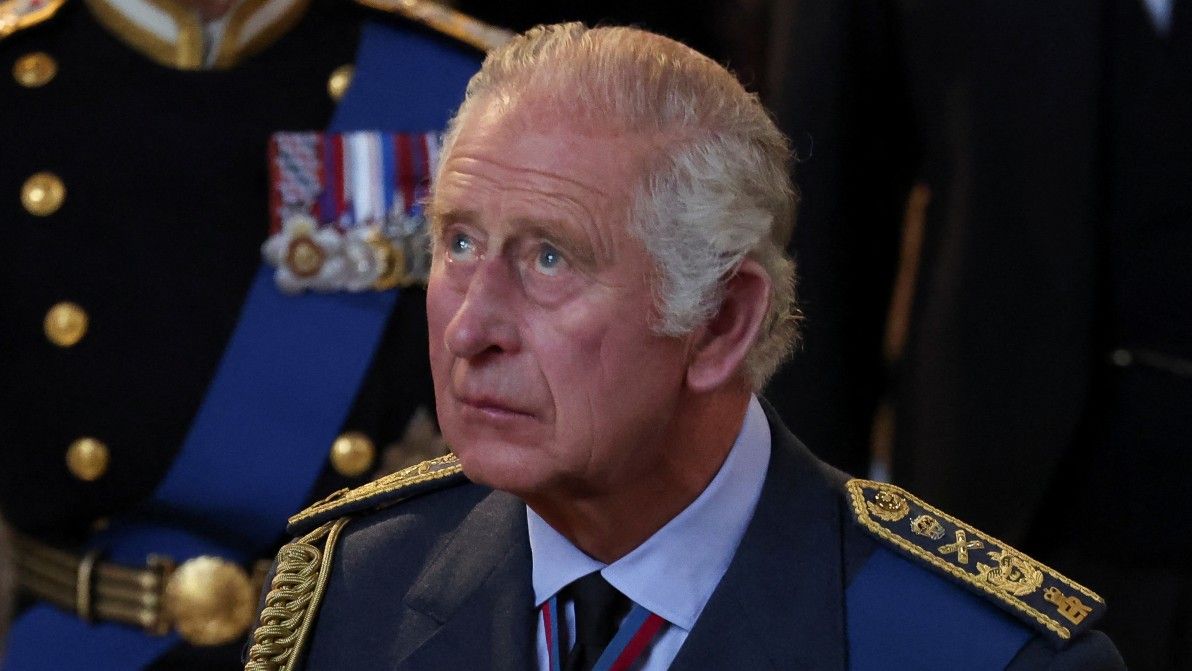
<box><xmin>529</xmin><ymin>395</ymin><xmax>772</xmax><ymax>670</ymax></box>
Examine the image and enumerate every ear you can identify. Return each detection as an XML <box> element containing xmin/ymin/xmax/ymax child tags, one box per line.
<box><xmin>685</xmin><ymin>258</ymin><xmax>771</xmax><ymax>393</ymax></box>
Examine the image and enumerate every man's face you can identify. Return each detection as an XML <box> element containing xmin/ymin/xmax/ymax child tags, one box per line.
<box><xmin>427</xmin><ymin>110</ymin><xmax>693</xmax><ymax>500</ymax></box>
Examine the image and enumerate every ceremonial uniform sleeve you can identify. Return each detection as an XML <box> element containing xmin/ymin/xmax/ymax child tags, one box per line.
<box><xmin>1006</xmin><ymin>632</ymin><xmax>1125</xmax><ymax>670</ymax></box>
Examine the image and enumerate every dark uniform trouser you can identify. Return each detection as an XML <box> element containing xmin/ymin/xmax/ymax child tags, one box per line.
<box><xmin>1028</xmin><ymin>364</ymin><xmax>1192</xmax><ymax>671</ymax></box>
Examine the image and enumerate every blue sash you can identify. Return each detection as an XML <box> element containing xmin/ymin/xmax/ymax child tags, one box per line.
<box><xmin>3</xmin><ymin>22</ymin><xmax>477</xmax><ymax>670</ymax></box>
<box><xmin>846</xmin><ymin>547</ymin><xmax>1033</xmax><ymax>670</ymax></box>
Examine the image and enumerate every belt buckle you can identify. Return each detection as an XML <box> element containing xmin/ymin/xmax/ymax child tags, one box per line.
<box><xmin>150</xmin><ymin>554</ymin><xmax>258</xmax><ymax>646</ymax></box>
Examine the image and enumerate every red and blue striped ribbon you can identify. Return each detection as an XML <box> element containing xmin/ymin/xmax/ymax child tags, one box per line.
<box><xmin>269</xmin><ymin>130</ymin><xmax>439</xmax><ymax>232</ymax></box>
<box><xmin>319</xmin><ymin>133</ymin><xmax>345</xmax><ymax>227</ymax></box>
<box><xmin>542</xmin><ymin>595</ymin><xmax>668</xmax><ymax>671</ymax></box>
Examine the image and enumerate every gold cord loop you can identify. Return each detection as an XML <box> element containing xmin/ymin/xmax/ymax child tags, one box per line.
<box><xmin>245</xmin><ymin>519</ymin><xmax>348</xmax><ymax>671</ymax></box>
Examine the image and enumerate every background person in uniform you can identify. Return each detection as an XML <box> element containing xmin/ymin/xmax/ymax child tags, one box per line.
<box><xmin>453</xmin><ymin>0</ymin><xmax>771</xmax><ymax>90</ymax></box>
<box><xmin>0</xmin><ymin>0</ymin><xmax>498</xmax><ymax>667</ymax></box>
<box><xmin>244</xmin><ymin>23</ymin><xmax>1123</xmax><ymax>670</ymax></box>
<box><xmin>763</xmin><ymin>0</ymin><xmax>1192</xmax><ymax>667</ymax></box>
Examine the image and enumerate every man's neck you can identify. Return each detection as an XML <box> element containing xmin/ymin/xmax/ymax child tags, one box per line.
<box><xmin>525</xmin><ymin>389</ymin><xmax>751</xmax><ymax>563</ymax></box>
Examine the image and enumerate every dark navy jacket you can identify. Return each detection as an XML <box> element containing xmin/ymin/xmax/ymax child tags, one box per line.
<box><xmin>256</xmin><ymin>404</ymin><xmax>1124</xmax><ymax>670</ymax></box>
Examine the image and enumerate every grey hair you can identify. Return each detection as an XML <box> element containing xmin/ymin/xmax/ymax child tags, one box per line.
<box><xmin>436</xmin><ymin>23</ymin><xmax>799</xmax><ymax>388</ymax></box>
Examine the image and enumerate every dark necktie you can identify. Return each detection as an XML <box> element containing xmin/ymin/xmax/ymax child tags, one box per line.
<box><xmin>562</xmin><ymin>571</ymin><xmax>631</xmax><ymax>671</ymax></box>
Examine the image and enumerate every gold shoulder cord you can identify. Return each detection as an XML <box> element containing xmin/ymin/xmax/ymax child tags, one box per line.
<box><xmin>244</xmin><ymin>517</ymin><xmax>350</xmax><ymax>671</ymax></box>
<box><xmin>354</xmin><ymin>0</ymin><xmax>512</xmax><ymax>51</ymax></box>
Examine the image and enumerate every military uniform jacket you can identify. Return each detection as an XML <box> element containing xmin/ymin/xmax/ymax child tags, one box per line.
<box><xmin>0</xmin><ymin>0</ymin><xmax>475</xmax><ymax>536</ymax></box>
<box><xmin>252</xmin><ymin>403</ymin><xmax>1124</xmax><ymax>670</ymax></box>
<box><xmin>1</xmin><ymin>1</ymin><xmax>483</xmax><ymax>667</ymax></box>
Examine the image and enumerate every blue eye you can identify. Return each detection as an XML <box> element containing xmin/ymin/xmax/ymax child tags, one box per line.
<box><xmin>535</xmin><ymin>244</ymin><xmax>564</xmax><ymax>275</ymax></box>
<box><xmin>448</xmin><ymin>232</ymin><xmax>476</xmax><ymax>260</ymax></box>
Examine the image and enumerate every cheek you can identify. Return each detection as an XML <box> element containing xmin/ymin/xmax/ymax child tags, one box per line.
<box><xmin>533</xmin><ymin>296</ymin><xmax>683</xmax><ymax>411</ymax></box>
<box><xmin>597</xmin><ymin>327</ymin><xmax>688</xmax><ymax>399</ymax></box>
<box><xmin>425</xmin><ymin>279</ymin><xmax>457</xmax><ymax>374</ymax></box>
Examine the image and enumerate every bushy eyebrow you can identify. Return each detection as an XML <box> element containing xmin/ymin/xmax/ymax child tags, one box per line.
<box><xmin>425</xmin><ymin>202</ymin><xmax>464</xmax><ymax>236</ymax></box>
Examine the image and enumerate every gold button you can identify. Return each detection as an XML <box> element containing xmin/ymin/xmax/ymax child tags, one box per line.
<box><xmin>13</xmin><ymin>51</ymin><xmax>58</xmax><ymax>87</ymax></box>
<box><xmin>66</xmin><ymin>437</ymin><xmax>110</xmax><ymax>481</ymax></box>
<box><xmin>330</xmin><ymin>431</ymin><xmax>375</xmax><ymax>477</ymax></box>
<box><xmin>22</xmin><ymin>171</ymin><xmax>66</xmax><ymax>216</ymax></box>
<box><xmin>44</xmin><ymin>301</ymin><xmax>88</xmax><ymax>347</ymax></box>
<box><xmin>163</xmin><ymin>556</ymin><xmax>256</xmax><ymax>646</ymax></box>
<box><xmin>327</xmin><ymin>64</ymin><xmax>354</xmax><ymax>101</ymax></box>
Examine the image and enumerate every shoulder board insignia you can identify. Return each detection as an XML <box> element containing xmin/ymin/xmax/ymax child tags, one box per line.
<box><xmin>846</xmin><ymin>479</ymin><xmax>1105</xmax><ymax>644</ymax></box>
<box><xmin>354</xmin><ymin>0</ymin><xmax>513</xmax><ymax>52</ymax></box>
<box><xmin>287</xmin><ymin>453</ymin><xmax>466</xmax><ymax>534</ymax></box>
<box><xmin>0</xmin><ymin>0</ymin><xmax>67</xmax><ymax>40</ymax></box>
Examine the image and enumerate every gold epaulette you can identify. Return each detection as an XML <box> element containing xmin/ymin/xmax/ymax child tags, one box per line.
<box><xmin>0</xmin><ymin>0</ymin><xmax>67</xmax><ymax>40</ymax></box>
<box><xmin>287</xmin><ymin>452</ymin><xmax>466</xmax><ymax>535</ymax></box>
<box><xmin>354</xmin><ymin>0</ymin><xmax>513</xmax><ymax>52</ymax></box>
<box><xmin>246</xmin><ymin>454</ymin><xmax>465</xmax><ymax>671</ymax></box>
<box><xmin>846</xmin><ymin>479</ymin><xmax>1106</xmax><ymax>643</ymax></box>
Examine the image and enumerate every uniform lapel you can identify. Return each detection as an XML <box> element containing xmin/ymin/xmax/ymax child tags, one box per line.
<box><xmin>395</xmin><ymin>490</ymin><xmax>537</xmax><ymax>671</ymax></box>
<box><xmin>670</xmin><ymin>402</ymin><xmax>850</xmax><ymax>670</ymax></box>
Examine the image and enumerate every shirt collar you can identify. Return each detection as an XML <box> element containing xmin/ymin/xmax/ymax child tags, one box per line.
<box><xmin>527</xmin><ymin>395</ymin><xmax>771</xmax><ymax>630</ymax></box>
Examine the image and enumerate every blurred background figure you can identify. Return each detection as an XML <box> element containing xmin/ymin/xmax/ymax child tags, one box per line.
<box><xmin>0</xmin><ymin>0</ymin><xmax>491</xmax><ymax>667</ymax></box>
<box><xmin>763</xmin><ymin>0</ymin><xmax>1192</xmax><ymax>668</ymax></box>
<box><xmin>454</xmin><ymin>0</ymin><xmax>771</xmax><ymax>90</ymax></box>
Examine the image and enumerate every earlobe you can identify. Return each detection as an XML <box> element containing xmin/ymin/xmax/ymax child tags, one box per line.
<box><xmin>685</xmin><ymin>259</ymin><xmax>771</xmax><ymax>392</ymax></box>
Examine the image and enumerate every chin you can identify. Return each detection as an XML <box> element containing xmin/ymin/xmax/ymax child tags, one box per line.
<box><xmin>451</xmin><ymin>437</ymin><xmax>559</xmax><ymax>498</ymax></box>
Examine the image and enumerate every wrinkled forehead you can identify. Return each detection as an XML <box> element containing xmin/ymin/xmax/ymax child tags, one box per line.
<box><xmin>431</xmin><ymin>99</ymin><xmax>662</xmax><ymax>215</ymax></box>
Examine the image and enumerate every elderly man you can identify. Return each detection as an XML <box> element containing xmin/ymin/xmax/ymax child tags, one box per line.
<box><xmin>245</xmin><ymin>24</ymin><xmax>1123</xmax><ymax>670</ymax></box>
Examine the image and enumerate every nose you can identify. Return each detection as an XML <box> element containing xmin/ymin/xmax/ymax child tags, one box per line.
<box><xmin>443</xmin><ymin>256</ymin><xmax>522</xmax><ymax>359</ymax></box>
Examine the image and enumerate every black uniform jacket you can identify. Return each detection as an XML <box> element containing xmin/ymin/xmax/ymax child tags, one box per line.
<box><xmin>0</xmin><ymin>0</ymin><xmax>462</xmax><ymax>538</ymax></box>
<box><xmin>255</xmin><ymin>404</ymin><xmax>1124</xmax><ymax>670</ymax></box>
<box><xmin>760</xmin><ymin>0</ymin><xmax>1192</xmax><ymax>544</ymax></box>
<box><xmin>2</xmin><ymin>3</ymin><xmax>480</xmax><ymax>666</ymax></box>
